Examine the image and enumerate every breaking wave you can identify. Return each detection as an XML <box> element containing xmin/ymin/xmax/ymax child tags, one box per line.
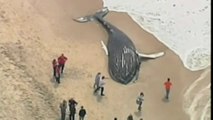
<box><xmin>102</xmin><ymin>0</ymin><xmax>211</xmax><ymax>120</ymax></box>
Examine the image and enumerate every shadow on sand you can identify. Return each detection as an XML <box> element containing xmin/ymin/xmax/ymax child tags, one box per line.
<box><xmin>93</xmin><ymin>90</ymin><xmax>104</xmax><ymax>102</ymax></box>
<box><xmin>134</xmin><ymin>111</ymin><xmax>142</xmax><ymax>117</ymax></box>
<box><xmin>96</xmin><ymin>95</ymin><xmax>103</xmax><ymax>102</ymax></box>
<box><xmin>50</xmin><ymin>77</ymin><xmax>59</xmax><ymax>88</ymax></box>
<box><xmin>162</xmin><ymin>97</ymin><xmax>170</xmax><ymax>103</ymax></box>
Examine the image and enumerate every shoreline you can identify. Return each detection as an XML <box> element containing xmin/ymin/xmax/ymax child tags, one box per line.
<box><xmin>0</xmin><ymin>0</ymin><xmax>210</xmax><ymax>120</ymax></box>
<box><xmin>103</xmin><ymin>0</ymin><xmax>211</xmax><ymax>72</ymax></box>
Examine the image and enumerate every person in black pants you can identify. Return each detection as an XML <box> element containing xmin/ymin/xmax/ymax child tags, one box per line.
<box><xmin>59</xmin><ymin>100</ymin><xmax>67</xmax><ymax>120</ymax></box>
<box><xmin>94</xmin><ymin>76</ymin><xmax>105</xmax><ymax>96</ymax></box>
<box><xmin>55</xmin><ymin>65</ymin><xmax>61</xmax><ymax>84</ymax></box>
<box><xmin>69</xmin><ymin>98</ymin><xmax>78</xmax><ymax>120</ymax></box>
<box><xmin>52</xmin><ymin>59</ymin><xmax>57</xmax><ymax>77</ymax></box>
<box><xmin>136</xmin><ymin>92</ymin><xmax>144</xmax><ymax>111</ymax></box>
<box><xmin>99</xmin><ymin>76</ymin><xmax>105</xmax><ymax>96</ymax></box>
<box><xmin>58</xmin><ymin>53</ymin><xmax>68</xmax><ymax>74</ymax></box>
<box><xmin>127</xmin><ymin>114</ymin><xmax>133</xmax><ymax>120</ymax></box>
<box><xmin>79</xmin><ymin>106</ymin><xmax>86</xmax><ymax>120</ymax></box>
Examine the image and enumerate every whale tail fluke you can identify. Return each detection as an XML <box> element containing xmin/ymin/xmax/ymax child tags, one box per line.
<box><xmin>73</xmin><ymin>7</ymin><xmax>109</xmax><ymax>23</ymax></box>
<box><xmin>136</xmin><ymin>51</ymin><xmax>165</xmax><ymax>59</ymax></box>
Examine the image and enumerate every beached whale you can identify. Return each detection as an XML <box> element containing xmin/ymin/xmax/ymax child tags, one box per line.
<box><xmin>74</xmin><ymin>7</ymin><xmax>165</xmax><ymax>84</ymax></box>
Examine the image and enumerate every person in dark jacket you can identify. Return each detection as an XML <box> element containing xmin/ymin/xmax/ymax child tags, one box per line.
<box><xmin>127</xmin><ymin>114</ymin><xmax>133</xmax><ymax>120</ymax></box>
<box><xmin>55</xmin><ymin>64</ymin><xmax>61</xmax><ymax>84</ymax></box>
<box><xmin>79</xmin><ymin>106</ymin><xmax>86</xmax><ymax>120</ymax></box>
<box><xmin>69</xmin><ymin>98</ymin><xmax>78</xmax><ymax>120</ymax></box>
<box><xmin>52</xmin><ymin>59</ymin><xmax>57</xmax><ymax>77</ymax></box>
<box><xmin>58</xmin><ymin>53</ymin><xmax>68</xmax><ymax>74</ymax></box>
<box><xmin>60</xmin><ymin>100</ymin><xmax>67</xmax><ymax>120</ymax></box>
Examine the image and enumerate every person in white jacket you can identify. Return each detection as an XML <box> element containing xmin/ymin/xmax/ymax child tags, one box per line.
<box><xmin>136</xmin><ymin>92</ymin><xmax>144</xmax><ymax>111</ymax></box>
<box><xmin>99</xmin><ymin>76</ymin><xmax>106</xmax><ymax>96</ymax></box>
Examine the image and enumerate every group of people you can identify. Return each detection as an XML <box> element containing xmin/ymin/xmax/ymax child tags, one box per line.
<box><xmin>59</xmin><ymin>98</ymin><xmax>87</xmax><ymax>120</ymax></box>
<box><xmin>113</xmin><ymin>92</ymin><xmax>144</xmax><ymax>120</ymax></box>
<box><xmin>113</xmin><ymin>78</ymin><xmax>172</xmax><ymax>120</ymax></box>
<box><xmin>127</xmin><ymin>114</ymin><xmax>143</xmax><ymax>120</ymax></box>
<box><xmin>113</xmin><ymin>114</ymin><xmax>143</xmax><ymax>120</ymax></box>
<box><xmin>93</xmin><ymin>72</ymin><xmax>106</xmax><ymax>96</ymax></box>
<box><xmin>114</xmin><ymin>114</ymin><xmax>143</xmax><ymax>120</ymax></box>
<box><xmin>54</xmin><ymin>54</ymin><xmax>173</xmax><ymax>120</ymax></box>
<box><xmin>136</xmin><ymin>78</ymin><xmax>172</xmax><ymax>111</ymax></box>
<box><xmin>52</xmin><ymin>53</ymin><xmax>68</xmax><ymax>84</ymax></box>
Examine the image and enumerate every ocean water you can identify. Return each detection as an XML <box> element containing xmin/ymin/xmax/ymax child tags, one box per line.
<box><xmin>102</xmin><ymin>0</ymin><xmax>211</xmax><ymax>120</ymax></box>
<box><xmin>102</xmin><ymin>0</ymin><xmax>210</xmax><ymax>71</ymax></box>
<box><xmin>183</xmin><ymin>68</ymin><xmax>211</xmax><ymax>120</ymax></box>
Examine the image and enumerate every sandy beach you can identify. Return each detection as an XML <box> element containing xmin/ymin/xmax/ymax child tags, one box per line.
<box><xmin>0</xmin><ymin>0</ymin><xmax>210</xmax><ymax>120</ymax></box>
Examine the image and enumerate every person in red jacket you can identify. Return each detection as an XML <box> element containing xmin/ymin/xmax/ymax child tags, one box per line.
<box><xmin>52</xmin><ymin>59</ymin><xmax>57</xmax><ymax>77</ymax></box>
<box><xmin>58</xmin><ymin>53</ymin><xmax>68</xmax><ymax>74</ymax></box>
<box><xmin>164</xmin><ymin>78</ymin><xmax>172</xmax><ymax>100</ymax></box>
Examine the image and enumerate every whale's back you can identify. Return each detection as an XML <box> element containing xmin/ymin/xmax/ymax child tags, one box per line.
<box><xmin>107</xmin><ymin>28</ymin><xmax>141</xmax><ymax>84</ymax></box>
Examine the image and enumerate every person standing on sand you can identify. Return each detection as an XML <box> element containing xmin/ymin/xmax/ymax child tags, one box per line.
<box><xmin>69</xmin><ymin>98</ymin><xmax>78</xmax><ymax>120</ymax></box>
<box><xmin>93</xmin><ymin>72</ymin><xmax>101</xmax><ymax>89</ymax></box>
<box><xmin>60</xmin><ymin>100</ymin><xmax>67</xmax><ymax>120</ymax></box>
<box><xmin>55</xmin><ymin>64</ymin><xmax>61</xmax><ymax>84</ymax></box>
<box><xmin>79</xmin><ymin>106</ymin><xmax>86</xmax><ymax>120</ymax></box>
<box><xmin>52</xmin><ymin>59</ymin><xmax>57</xmax><ymax>77</ymax></box>
<box><xmin>127</xmin><ymin>114</ymin><xmax>133</xmax><ymax>120</ymax></box>
<box><xmin>99</xmin><ymin>76</ymin><xmax>106</xmax><ymax>96</ymax></box>
<box><xmin>94</xmin><ymin>76</ymin><xmax>106</xmax><ymax>95</ymax></box>
<box><xmin>136</xmin><ymin>92</ymin><xmax>144</xmax><ymax>111</ymax></box>
<box><xmin>58</xmin><ymin>53</ymin><xmax>68</xmax><ymax>74</ymax></box>
<box><xmin>164</xmin><ymin>78</ymin><xmax>172</xmax><ymax>100</ymax></box>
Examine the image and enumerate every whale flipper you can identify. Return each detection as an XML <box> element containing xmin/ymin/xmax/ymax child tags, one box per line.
<box><xmin>136</xmin><ymin>51</ymin><xmax>165</xmax><ymax>59</ymax></box>
<box><xmin>73</xmin><ymin>17</ymin><xmax>91</xmax><ymax>23</ymax></box>
<box><xmin>101</xmin><ymin>41</ymin><xmax>108</xmax><ymax>55</ymax></box>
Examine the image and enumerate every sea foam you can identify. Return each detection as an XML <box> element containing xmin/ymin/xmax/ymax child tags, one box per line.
<box><xmin>102</xmin><ymin>0</ymin><xmax>211</xmax><ymax>120</ymax></box>
<box><xmin>183</xmin><ymin>68</ymin><xmax>211</xmax><ymax>120</ymax></box>
<box><xmin>102</xmin><ymin>0</ymin><xmax>211</xmax><ymax>71</ymax></box>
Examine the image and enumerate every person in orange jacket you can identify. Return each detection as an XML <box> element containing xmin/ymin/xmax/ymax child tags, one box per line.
<box><xmin>58</xmin><ymin>53</ymin><xmax>68</xmax><ymax>74</ymax></box>
<box><xmin>164</xmin><ymin>78</ymin><xmax>172</xmax><ymax>100</ymax></box>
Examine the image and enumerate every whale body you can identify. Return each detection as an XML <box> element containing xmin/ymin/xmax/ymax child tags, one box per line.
<box><xmin>74</xmin><ymin>7</ymin><xmax>164</xmax><ymax>84</ymax></box>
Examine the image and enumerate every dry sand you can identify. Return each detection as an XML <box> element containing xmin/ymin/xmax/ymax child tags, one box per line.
<box><xmin>0</xmin><ymin>0</ymin><xmax>210</xmax><ymax>120</ymax></box>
